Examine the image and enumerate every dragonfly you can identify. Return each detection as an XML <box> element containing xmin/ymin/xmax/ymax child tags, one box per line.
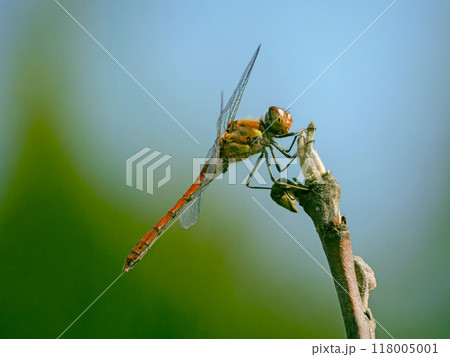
<box><xmin>123</xmin><ymin>44</ymin><xmax>307</xmax><ymax>272</ymax></box>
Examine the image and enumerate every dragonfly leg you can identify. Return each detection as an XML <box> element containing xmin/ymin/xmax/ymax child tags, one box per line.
<box><xmin>270</xmin><ymin>136</ymin><xmax>314</xmax><ymax>172</ymax></box>
<box><xmin>246</xmin><ymin>152</ymin><xmax>271</xmax><ymax>190</ymax></box>
<box><xmin>264</xmin><ymin>149</ymin><xmax>277</xmax><ymax>182</ymax></box>
<box><xmin>269</xmin><ymin>144</ymin><xmax>299</xmax><ymax>173</ymax></box>
<box><xmin>264</xmin><ymin>150</ymin><xmax>304</xmax><ymax>189</ymax></box>
<box><xmin>272</xmin><ymin>178</ymin><xmax>308</xmax><ymax>191</ymax></box>
<box><xmin>272</xmin><ymin>127</ymin><xmax>313</xmax><ymax>155</ymax></box>
<box><xmin>265</xmin><ymin>150</ymin><xmax>308</xmax><ymax>191</ymax></box>
<box><xmin>246</xmin><ymin>149</ymin><xmax>308</xmax><ymax>191</ymax></box>
<box><xmin>269</xmin><ymin>145</ymin><xmax>282</xmax><ymax>171</ymax></box>
<box><xmin>275</xmin><ymin>127</ymin><xmax>310</xmax><ymax>139</ymax></box>
<box><xmin>272</xmin><ymin>140</ymin><xmax>297</xmax><ymax>158</ymax></box>
<box><xmin>280</xmin><ymin>156</ymin><xmax>297</xmax><ymax>173</ymax></box>
<box><xmin>277</xmin><ymin>137</ymin><xmax>317</xmax><ymax>174</ymax></box>
<box><xmin>272</xmin><ymin>138</ymin><xmax>316</xmax><ymax>159</ymax></box>
<box><xmin>285</xmin><ymin>134</ymin><xmax>301</xmax><ymax>152</ymax></box>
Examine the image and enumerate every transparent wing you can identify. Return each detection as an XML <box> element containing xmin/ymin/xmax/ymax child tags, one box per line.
<box><xmin>179</xmin><ymin>191</ymin><xmax>204</xmax><ymax>229</ymax></box>
<box><xmin>205</xmin><ymin>44</ymin><xmax>261</xmax><ymax>178</ymax></box>
<box><xmin>218</xmin><ymin>44</ymin><xmax>261</xmax><ymax>134</ymax></box>
<box><xmin>179</xmin><ymin>45</ymin><xmax>261</xmax><ymax>229</ymax></box>
<box><xmin>179</xmin><ymin>157</ymin><xmax>227</xmax><ymax>229</ymax></box>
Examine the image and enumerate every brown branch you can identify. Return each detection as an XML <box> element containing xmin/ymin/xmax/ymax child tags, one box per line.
<box><xmin>271</xmin><ymin>122</ymin><xmax>377</xmax><ymax>339</ymax></box>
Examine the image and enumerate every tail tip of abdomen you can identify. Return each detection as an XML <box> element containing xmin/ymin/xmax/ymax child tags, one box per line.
<box><xmin>123</xmin><ymin>240</ymin><xmax>151</xmax><ymax>272</ymax></box>
<box><xmin>123</xmin><ymin>257</ymin><xmax>136</xmax><ymax>272</ymax></box>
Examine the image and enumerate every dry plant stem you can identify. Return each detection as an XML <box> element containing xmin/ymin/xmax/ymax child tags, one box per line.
<box><xmin>292</xmin><ymin>122</ymin><xmax>376</xmax><ymax>338</ymax></box>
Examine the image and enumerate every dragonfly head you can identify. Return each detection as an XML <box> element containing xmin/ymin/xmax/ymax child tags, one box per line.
<box><xmin>264</xmin><ymin>106</ymin><xmax>292</xmax><ymax>136</ymax></box>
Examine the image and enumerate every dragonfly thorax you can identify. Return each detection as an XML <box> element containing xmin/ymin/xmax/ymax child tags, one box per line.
<box><xmin>263</xmin><ymin>106</ymin><xmax>292</xmax><ymax>137</ymax></box>
<box><xmin>219</xmin><ymin>119</ymin><xmax>264</xmax><ymax>160</ymax></box>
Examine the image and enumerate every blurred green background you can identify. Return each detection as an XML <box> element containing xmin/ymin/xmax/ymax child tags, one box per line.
<box><xmin>1</xmin><ymin>0</ymin><xmax>449</xmax><ymax>338</ymax></box>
